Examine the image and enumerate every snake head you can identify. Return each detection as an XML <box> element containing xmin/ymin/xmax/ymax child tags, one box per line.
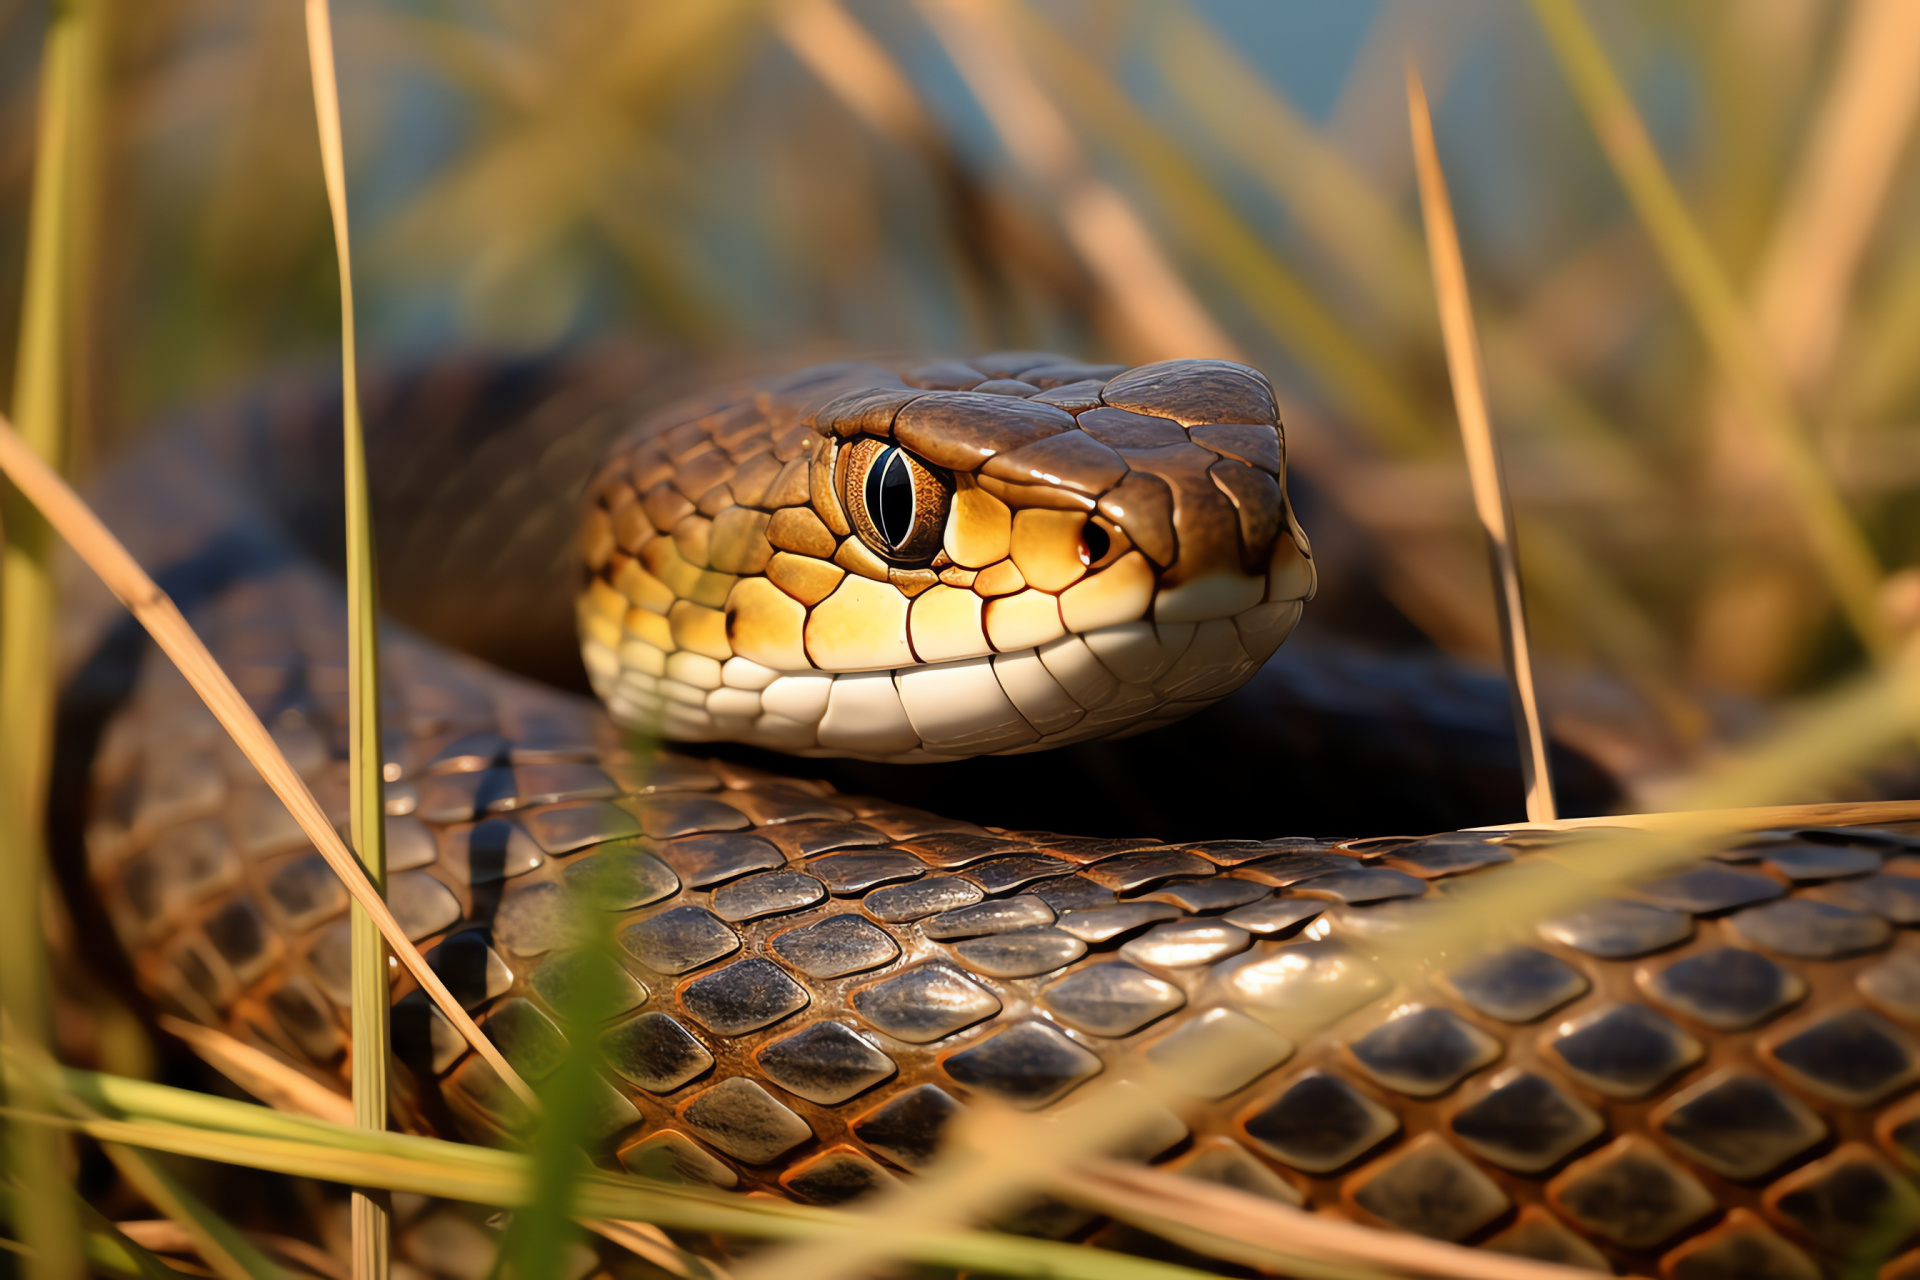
<box><xmin>579</xmin><ymin>354</ymin><xmax>1313</xmax><ymax>762</ymax></box>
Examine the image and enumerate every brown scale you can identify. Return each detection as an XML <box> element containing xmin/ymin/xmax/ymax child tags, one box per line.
<box><xmin>77</xmin><ymin>356</ymin><xmax>1920</xmax><ymax>1279</ymax></box>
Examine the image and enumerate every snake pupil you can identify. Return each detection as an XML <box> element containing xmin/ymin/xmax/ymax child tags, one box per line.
<box><xmin>868</xmin><ymin>446</ymin><xmax>917</xmax><ymax>549</ymax></box>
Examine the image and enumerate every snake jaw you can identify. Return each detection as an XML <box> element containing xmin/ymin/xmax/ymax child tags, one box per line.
<box><xmin>578</xmin><ymin>355</ymin><xmax>1312</xmax><ymax>762</ymax></box>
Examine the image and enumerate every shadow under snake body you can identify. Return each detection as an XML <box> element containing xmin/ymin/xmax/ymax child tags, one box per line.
<box><xmin>58</xmin><ymin>351</ymin><xmax>1920</xmax><ymax>1278</ymax></box>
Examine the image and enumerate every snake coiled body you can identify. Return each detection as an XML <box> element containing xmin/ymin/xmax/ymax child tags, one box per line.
<box><xmin>68</xmin><ymin>354</ymin><xmax>1920</xmax><ymax>1279</ymax></box>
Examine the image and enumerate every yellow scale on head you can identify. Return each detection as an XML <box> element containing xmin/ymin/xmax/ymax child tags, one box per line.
<box><xmin>577</xmin><ymin>354</ymin><xmax>1316</xmax><ymax>762</ymax></box>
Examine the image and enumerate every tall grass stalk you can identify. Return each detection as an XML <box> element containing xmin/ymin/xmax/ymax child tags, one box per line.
<box><xmin>1406</xmin><ymin>65</ymin><xmax>1557</xmax><ymax>822</ymax></box>
<box><xmin>301</xmin><ymin>4</ymin><xmax>391</xmax><ymax>1276</ymax></box>
<box><xmin>0</xmin><ymin>0</ymin><xmax>99</xmax><ymax>1275</ymax></box>
<box><xmin>1529</xmin><ymin>0</ymin><xmax>1893</xmax><ymax>663</ymax></box>
<box><xmin>0</xmin><ymin>412</ymin><xmax>536</xmax><ymax>1101</ymax></box>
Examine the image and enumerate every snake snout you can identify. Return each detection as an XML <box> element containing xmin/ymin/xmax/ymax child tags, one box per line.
<box><xmin>578</xmin><ymin>354</ymin><xmax>1314</xmax><ymax>762</ymax></box>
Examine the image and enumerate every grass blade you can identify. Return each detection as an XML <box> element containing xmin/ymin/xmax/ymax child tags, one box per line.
<box><xmin>0</xmin><ymin>412</ymin><xmax>536</xmax><ymax>1111</ymax></box>
<box><xmin>300</xmin><ymin>4</ymin><xmax>391</xmax><ymax>1277</ymax></box>
<box><xmin>155</xmin><ymin>1016</ymin><xmax>354</xmax><ymax>1127</ymax></box>
<box><xmin>0</xmin><ymin>0</ymin><xmax>101</xmax><ymax>1275</ymax></box>
<box><xmin>99</xmin><ymin>1145</ymin><xmax>286</xmax><ymax>1280</ymax></box>
<box><xmin>1406</xmin><ymin>64</ymin><xmax>1557</xmax><ymax>822</ymax></box>
<box><xmin>1529</xmin><ymin>0</ymin><xmax>1892</xmax><ymax>662</ymax></box>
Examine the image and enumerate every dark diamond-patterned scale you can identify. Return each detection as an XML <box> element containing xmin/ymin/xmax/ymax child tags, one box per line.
<box><xmin>1659</xmin><ymin>1209</ymin><xmax>1821</xmax><ymax>1280</ymax></box>
<box><xmin>518</xmin><ymin>800</ymin><xmax>640</xmax><ymax>854</ymax></box>
<box><xmin>1636</xmin><ymin>865</ymin><xmax>1783</xmax><ymax>914</ymax></box>
<box><xmin>1730</xmin><ymin>898</ymin><xmax>1892</xmax><ymax>958</ymax></box>
<box><xmin>617</xmin><ymin>1128</ymin><xmax>737</xmax><ymax>1188</ymax></box>
<box><xmin>710</xmin><ymin>870</ymin><xmax>826</xmax><ymax>922</ymax></box>
<box><xmin>1540</xmin><ymin>899</ymin><xmax>1693</xmax><ymax>959</ymax></box>
<box><xmin>1834</xmin><ymin>874</ymin><xmax>1920</xmax><ymax>924</ymax></box>
<box><xmin>266</xmin><ymin>855</ymin><xmax>348</xmax><ymax>931</ymax></box>
<box><xmin>890</xmin><ymin>833</ymin><xmax>1028</xmax><ymax>868</ymax></box>
<box><xmin>852</xmin><ymin>1084</ymin><xmax>965</xmax><ymax>1171</ymax></box>
<box><xmin>1547</xmin><ymin>1135</ymin><xmax>1715</xmax><ymax>1250</ymax></box>
<box><xmin>921</xmin><ymin>895</ymin><xmax>1054</xmax><ymax>940</ymax></box>
<box><xmin>561</xmin><ymin>847</ymin><xmax>679</xmax><ymax>910</ymax></box>
<box><xmin>1143</xmin><ymin>877</ymin><xmax>1269</xmax><ymax>913</ymax></box>
<box><xmin>759</xmin><ymin>820</ymin><xmax>889</xmax><ymax>858</ymax></box>
<box><xmin>1118</xmin><ymin>920</ymin><xmax>1251</xmax><ymax>969</ymax></box>
<box><xmin>770</xmin><ymin>914</ymin><xmax>899</xmax><ymax>979</ymax></box>
<box><xmin>1079</xmin><ymin>850</ymin><xmax>1214</xmax><ymax>892</ymax></box>
<box><xmin>1346</xmin><ymin>1135</ymin><xmax>1510</xmax><ymax>1241</ymax></box>
<box><xmin>618</xmin><ymin>906</ymin><xmax>739</xmax><ymax>975</ymax></box>
<box><xmin>1381</xmin><ymin>835</ymin><xmax>1514</xmax><ymax>879</ymax></box>
<box><xmin>852</xmin><ymin>964</ymin><xmax>1000</xmax><ymax>1043</ymax></box>
<box><xmin>1483</xmin><ymin>1207</ymin><xmax>1610</xmax><ymax>1271</ymax></box>
<box><xmin>681</xmin><ymin>958</ymin><xmax>811</xmax><ymax>1036</ymax></box>
<box><xmin>808</xmin><ymin>852</ymin><xmax>926</xmax><ymax>894</ymax></box>
<box><xmin>1763</xmin><ymin>1007</ymin><xmax>1920</xmax><ymax>1105</ymax></box>
<box><xmin>635</xmin><ymin>795</ymin><xmax>752</xmax><ymax>839</ymax></box>
<box><xmin>1652</xmin><ymin>1070</ymin><xmax>1826</xmax><ymax>1179</ymax></box>
<box><xmin>600</xmin><ymin>1012</ymin><xmax>714</xmax><ymax>1094</ymax></box>
<box><xmin>1286</xmin><ymin>867</ymin><xmax>1427</xmax><ymax>904</ymax></box>
<box><xmin>1448</xmin><ymin>1069</ymin><xmax>1603</xmax><ymax>1173</ymax></box>
<box><xmin>1172</xmin><ymin>1137</ymin><xmax>1301</xmax><ymax>1205</ymax></box>
<box><xmin>1241</xmin><ymin>1071</ymin><xmax>1398</xmax><ymax>1173</ymax></box>
<box><xmin>756</xmin><ymin>1021</ymin><xmax>896</xmax><ymax>1105</ymax></box>
<box><xmin>780</xmin><ymin>1146</ymin><xmax>900</xmax><ymax>1205</ymax></box>
<box><xmin>942</xmin><ymin>1019</ymin><xmax>1103</xmax><ymax>1108</ymax></box>
<box><xmin>1442</xmin><ymin>945</ymin><xmax>1589</xmax><ymax>1023</ymax></box>
<box><xmin>961</xmin><ymin>855</ymin><xmax>1075</xmax><ymax>894</ymax></box>
<box><xmin>388</xmin><ymin>872</ymin><xmax>461</xmax><ymax>941</ymax></box>
<box><xmin>952</xmin><ymin>929</ymin><xmax>1086</xmax><ymax>978</ymax></box>
<box><xmin>1027</xmin><ymin>877</ymin><xmax>1116</xmax><ymax>912</ymax></box>
<box><xmin>862</xmin><ymin>877</ymin><xmax>982</xmax><ymax>923</ymax></box>
<box><xmin>1642</xmin><ymin>946</ymin><xmax>1806</xmax><ymax>1030</ymax></box>
<box><xmin>653</xmin><ymin>832</ymin><xmax>784</xmax><ymax>886</ymax></box>
<box><xmin>1547</xmin><ymin>1003</ymin><xmax>1703</xmax><ymax>1099</ymax></box>
<box><xmin>481</xmin><ymin>998</ymin><xmax>568</xmax><ymax>1081</ymax></box>
<box><xmin>1042</xmin><ymin>962</ymin><xmax>1185</xmax><ymax>1038</ymax></box>
<box><xmin>1221</xmin><ymin>896</ymin><xmax>1322</xmax><ymax>937</ymax></box>
<box><xmin>528</xmin><ymin>949</ymin><xmax>647</xmax><ymax>1015</ymax></box>
<box><xmin>1860</xmin><ymin>950</ymin><xmax>1920</xmax><ymax>1020</ymax></box>
<box><xmin>1764</xmin><ymin>842</ymin><xmax>1882</xmax><ymax>882</ymax></box>
<box><xmin>492</xmin><ymin>881</ymin><xmax>575</xmax><ymax>958</ymax></box>
<box><xmin>1234</xmin><ymin>852</ymin><xmax>1362</xmax><ymax>887</ymax></box>
<box><xmin>1053</xmin><ymin>901</ymin><xmax>1180</xmax><ymax>943</ymax></box>
<box><xmin>1764</xmin><ymin>1144</ymin><xmax>1920</xmax><ymax>1260</ymax></box>
<box><xmin>1146</xmin><ymin>1007</ymin><xmax>1293</xmax><ymax>1100</ymax></box>
<box><xmin>677</xmin><ymin>1077</ymin><xmax>813</xmax><ymax>1164</ymax></box>
<box><xmin>1347</xmin><ymin>1005</ymin><xmax>1501</xmax><ymax>1097</ymax></box>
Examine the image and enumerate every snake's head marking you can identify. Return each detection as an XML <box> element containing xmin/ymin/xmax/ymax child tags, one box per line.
<box><xmin>578</xmin><ymin>354</ymin><xmax>1314</xmax><ymax>762</ymax></box>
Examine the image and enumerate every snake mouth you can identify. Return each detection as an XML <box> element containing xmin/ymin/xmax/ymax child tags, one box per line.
<box><xmin>578</xmin><ymin>354</ymin><xmax>1314</xmax><ymax>762</ymax></box>
<box><xmin>585</xmin><ymin>604</ymin><xmax>1304</xmax><ymax>762</ymax></box>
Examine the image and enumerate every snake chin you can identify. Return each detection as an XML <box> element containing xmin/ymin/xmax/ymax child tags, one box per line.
<box><xmin>586</xmin><ymin>602</ymin><xmax>1306</xmax><ymax>763</ymax></box>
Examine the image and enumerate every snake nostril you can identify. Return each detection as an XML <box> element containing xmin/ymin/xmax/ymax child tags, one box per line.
<box><xmin>1079</xmin><ymin>522</ymin><xmax>1110</xmax><ymax>567</ymax></box>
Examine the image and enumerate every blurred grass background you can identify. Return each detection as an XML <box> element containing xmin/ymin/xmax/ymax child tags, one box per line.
<box><xmin>1</xmin><ymin>0</ymin><xmax>1918</xmax><ymax>754</ymax></box>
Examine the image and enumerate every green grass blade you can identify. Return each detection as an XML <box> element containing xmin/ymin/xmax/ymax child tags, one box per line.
<box><xmin>1529</xmin><ymin>0</ymin><xmax>1892</xmax><ymax>663</ymax></box>
<box><xmin>98</xmin><ymin>1145</ymin><xmax>286</xmax><ymax>1280</ymax></box>
<box><xmin>0</xmin><ymin>1</ymin><xmax>101</xmax><ymax>1276</ymax></box>
<box><xmin>302</xmin><ymin>4</ymin><xmax>390</xmax><ymax>1277</ymax></box>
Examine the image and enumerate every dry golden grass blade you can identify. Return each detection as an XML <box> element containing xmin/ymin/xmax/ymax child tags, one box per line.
<box><xmin>579</xmin><ymin>1219</ymin><xmax>728</xmax><ymax>1280</ymax></box>
<box><xmin>0</xmin><ymin>413</ymin><xmax>537</xmax><ymax>1111</ymax></box>
<box><xmin>1406</xmin><ymin>64</ymin><xmax>1557</xmax><ymax>822</ymax></box>
<box><xmin>1065</xmin><ymin>1160</ymin><xmax>1593</xmax><ymax>1280</ymax></box>
<box><xmin>1531</xmin><ymin>0</ymin><xmax>1893</xmax><ymax>663</ymax></box>
<box><xmin>154</xmin><ymin>1016</ymin><xmax>354</xmax><ymax>1128</ymax></box>
<box><xmin>117</xmin><ymin>1223</ymin><xmax>340</xmax><ymax>1280</ymax></box>
<box><xmin>1</xmin><ymin>2</ymin><xmax>96</xmax><ymax>1275</ymax></box>
<box><xmin>775</xmin><ymin>0</ymin><xmax>939</xmax><ymax>151</ymax></box>
<box><xmin>300</xmin><ymin>3</ymin><xmax>392</xmax><ymax>1274</ymax></box>
<box><xmin>1486</xmin><ymin>795</ymin><xmax>1920</xmax><ymax>834</ymax></box>
<box><xmin>915</xmin><ymin>0</ymin><xmax>1239</xmax><ymax>363</ymax></box>
<box><xmin>1750</xmin><ymin>0</ymin><xmax>1920</xmax><ymax>401</ymax></box>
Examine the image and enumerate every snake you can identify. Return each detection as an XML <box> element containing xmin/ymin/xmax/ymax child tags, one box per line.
<box><xmin>63</xmin><ymin>350</ymin><xmax>1920</xmax><ymax>1279</ymax></box>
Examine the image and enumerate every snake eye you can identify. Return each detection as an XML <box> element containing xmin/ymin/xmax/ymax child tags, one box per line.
<box><xmin>843</xmin><ymin>439</ymin><xmax>952</xmax><ymax>564</ymax></box>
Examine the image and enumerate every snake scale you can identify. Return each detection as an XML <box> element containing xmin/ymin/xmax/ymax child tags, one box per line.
<box><xmin>65</xmin><ymin>352</ymin><xmax>1920</xmax><ymax>1279</ymax></box>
